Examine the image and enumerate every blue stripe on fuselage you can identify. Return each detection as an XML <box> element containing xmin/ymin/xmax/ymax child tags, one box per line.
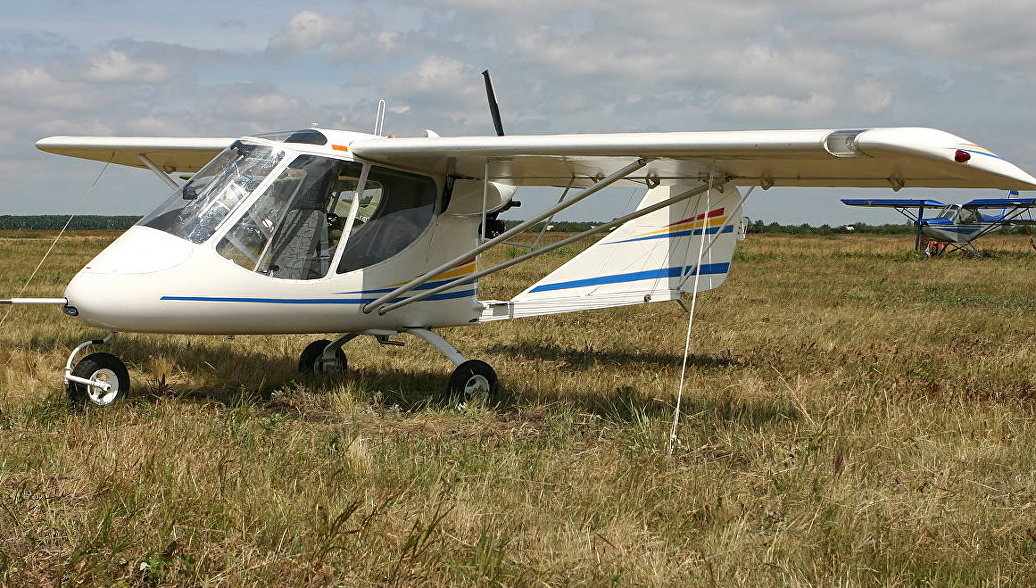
<box><xmin>159</xmin><ymin>289</ymin><xmax>475</xmax><ymax>305</ymax></box>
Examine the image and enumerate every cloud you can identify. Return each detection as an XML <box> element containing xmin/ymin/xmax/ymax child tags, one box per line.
<box><xmin>84</xmin><ymin>50</ymin><xmax>170</xmax><ymax>83</ymax></box>
<box><xmin>0</xmin><ymin>66</ymin><xmax>101</xmax><ymax>111</ymax></box>
<box><xmin>267</xmin><ymin>10</ymin><xmax>341</xmax><ymax>53</ymax></box>
<box><xmin>2</xmin><ymin>0</ymin><xmax>1036</xmax><ymax>222</ymax></box>
<box><xmin>266</xmin><ymin>10</ymin><xmax>398</xmax><ymax>57</ymax></box>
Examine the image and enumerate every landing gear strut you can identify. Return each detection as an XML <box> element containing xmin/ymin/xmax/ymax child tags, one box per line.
<box><xmin>298</xmin><ymin>329</ymin><xmax>499</xmax><ymax>404</ymax></box>
<box><xmin>406</xmin><ymin>328</ymin><xmax>498</xmax><ymax>405</ymax></box>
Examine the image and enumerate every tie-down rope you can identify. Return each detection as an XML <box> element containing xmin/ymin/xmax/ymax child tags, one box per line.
<box><xmin>0</xmin><ymin>158</ymin><xmax>112</xmax><ymax>328</ymax></box>
<box><xmin>667</xmin><ymin>177</ymin><xmax>712</xmax><ymax>455</ymax></box>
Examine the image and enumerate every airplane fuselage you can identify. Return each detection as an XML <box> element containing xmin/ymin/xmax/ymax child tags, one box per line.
<box><xmin>63</xmin><ymin>130</ymin><xmax>514</xmax><ymax>335</ymax></box>
<box><xmin>919</xmin><ymin>221</ymin><xmax>1003</xmax><ymax>243</ymax></box>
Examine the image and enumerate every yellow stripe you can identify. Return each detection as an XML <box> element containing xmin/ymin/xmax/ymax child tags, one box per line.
<box><xmin>388</xmin><ymin>260</ymin><xmax>476</xmax><ymax>287</ymax></box>
<box><xmin>632</xmin><ymin>216</ymin><xmax>727</xmax><ymax>239</ymax></box>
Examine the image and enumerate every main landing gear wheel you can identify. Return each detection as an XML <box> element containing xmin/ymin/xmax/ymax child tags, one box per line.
<box><xmin>446</xmin><ymin>360</ymin><xmax>498</xmax><ymax>405</ymax></box>
<box><xmin>67</xmin><ymin>352</ymin><xmax>130</xmax><ymax>409</ymax></box>
<box><xmin>298</xmin><ymin>339</ymin><xmax>348</xmax><ymax>376</ymax></box>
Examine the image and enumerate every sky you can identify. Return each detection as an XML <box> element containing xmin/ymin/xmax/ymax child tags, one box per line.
<box><xmin>3</xmin><ymin>0</ymin><xmax>1036</xmax><ymax>225</ymax></box>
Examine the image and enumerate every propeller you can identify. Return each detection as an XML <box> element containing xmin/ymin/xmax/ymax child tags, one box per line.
<box><xmin>481</xmin><ymin>70</ymin><xmax>505</xmax><ymax>137</ymax></box>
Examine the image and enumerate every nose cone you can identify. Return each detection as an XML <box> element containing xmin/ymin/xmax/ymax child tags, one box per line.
<box><xmin>64</xmin><ymin>227</ymin><xmax>194</xmax><ymax>329</ymax></box>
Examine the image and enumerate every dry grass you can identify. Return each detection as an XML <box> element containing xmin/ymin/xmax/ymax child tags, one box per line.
<box><xmin>1</xmin><ymin>231</ymin><xmax>1036</xmax><ymax>585</ymax></box>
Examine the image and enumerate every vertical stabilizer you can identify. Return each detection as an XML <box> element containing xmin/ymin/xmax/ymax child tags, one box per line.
<box><xmin>482</xmin><ymin>185</ymin><xmax>743</xmax><ymax>321</ymax></box>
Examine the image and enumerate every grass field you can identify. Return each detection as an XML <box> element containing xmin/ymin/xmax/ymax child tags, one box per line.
<box><xmin>1</xmin><ymin>230</ymin><xmax>1035</xmax><ymax>586</ymax></box>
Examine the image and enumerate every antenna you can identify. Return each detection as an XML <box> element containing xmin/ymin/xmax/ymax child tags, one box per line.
<box><xmin>373</xmin><ymin>99</ymin><xmax>386</xmax><ymax>136</ymax></box>
<box><xmin>481</xmin><ymin>70</ymin><xmax>505</xmax><ymax>136</ymax></box>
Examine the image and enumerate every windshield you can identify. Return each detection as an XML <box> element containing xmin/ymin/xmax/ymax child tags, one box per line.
<box><xmin>139</xmin><ymin>141</ymin><xmax>284</xmax><ymax>243</ymax></box>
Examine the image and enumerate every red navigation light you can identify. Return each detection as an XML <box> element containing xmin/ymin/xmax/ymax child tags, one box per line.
<box><xmin>954</xmin><ymin>149</ymin><xmax>972</xmax><ymax>163</ymax></box>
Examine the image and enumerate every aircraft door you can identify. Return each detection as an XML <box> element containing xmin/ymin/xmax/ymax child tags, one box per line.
<box><xmin>335</xmin><ymin>166</ymin><xmax>437</xmax><ymax>273</ymax></box>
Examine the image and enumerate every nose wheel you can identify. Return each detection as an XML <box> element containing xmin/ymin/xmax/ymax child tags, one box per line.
<box><xmin>67</xmin><ymin>352</ymin><xmax>130</xmax><ymax>408</ymax></box>
<box><xmin>63</xmin><ymin>333</ymin><xmax>130</xmax><ymax>409</ymax></box>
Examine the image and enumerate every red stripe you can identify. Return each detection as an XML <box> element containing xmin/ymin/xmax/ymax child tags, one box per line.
<box><xmin>664</xmin><ymin>207</ymin><xmax>725</xmax><ymax>229</ymax></box>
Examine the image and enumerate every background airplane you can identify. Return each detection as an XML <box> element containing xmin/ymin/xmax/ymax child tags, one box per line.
<box><xmin>842</xmin><ymin>192</ymin><xmax>1036</xmax><ymax>255</ymax></box>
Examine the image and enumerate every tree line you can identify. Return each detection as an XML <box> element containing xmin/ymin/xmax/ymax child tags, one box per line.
<box><xmin>3</xmin><ymin>216</ymin><xmax>1030</xmax><ymax>236</ymax></box>
<box><xmin>502</xmin><ymin>219</ymin><xmax>925</xmax><ymax>235</ymax></box>
<box><xmin>0</xmin><ymin>215</ymin><xmax>142</xmax><ymax>230</ymax></box>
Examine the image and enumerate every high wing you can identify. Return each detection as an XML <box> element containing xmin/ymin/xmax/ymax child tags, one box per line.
<box><xmin>36</xmin><ymin>127</ymin><xmax>1036</xmax><ymax>191</ymax></box>
<box><xmin>962</xmin><ymin>196</ymin><xmax>1036</xmax><ymax>209</ymax></box>
<box><xmin>350</xmin><ymin>127</ymin><xmax>1036</xmax><ymax>190</ymax></box>
<box><xmin>36</xmin><ymin>136</ymin><xmax>234</xmax><ymax>173</ymax></box>
<box><xmin>841</xmin><ymin>198</ymin><xmax>948</xmax><ymax>208</ymax></box>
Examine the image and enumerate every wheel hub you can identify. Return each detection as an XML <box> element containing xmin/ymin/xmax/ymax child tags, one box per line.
<box><xmin>463</xmin><ymin>375</ymin><xmax>491</xmax><ymax>402</ymax></box>
<box><xmin>86</xmin><ymin>369</ymin><xmax>120</xmax><ymax>406</ymax></box>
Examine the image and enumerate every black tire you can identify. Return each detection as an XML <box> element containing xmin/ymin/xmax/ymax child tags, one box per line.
<box><xmin>446</xmin><ymin>360</ymin><xmax>498</xmax><ymax>405</ymax></box>
<box><xmin>298</xmin><ymin>340</ymin><xmax>348</xmax><ymax>376</ymax></box>
<box><xmin>68</xmin><ymin>352</ymin><xmax>130</xmax><ymax>409</ymax></box>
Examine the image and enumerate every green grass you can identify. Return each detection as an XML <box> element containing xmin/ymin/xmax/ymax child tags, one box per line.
<box><xmin>1</xmin><ymin>231</ymin><xmax>1036</xmax><ymax>585</ymax></box>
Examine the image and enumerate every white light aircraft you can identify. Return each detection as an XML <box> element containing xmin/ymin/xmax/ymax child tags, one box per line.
<box><xmin>6</xmin><ymin>80</ymin><xmax>1036</xmax><ymax>408</ymax></box>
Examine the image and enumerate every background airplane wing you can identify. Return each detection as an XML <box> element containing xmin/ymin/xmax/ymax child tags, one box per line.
<box><xmin>962</xmin><ymin>196</ymin><xmax>1036</xmax><ymax>208</ymax></box>
<box><xmin>36</xmin><ymin>136</ymin><xmax>234</xmax><ymax>173</ymax></box>
<box><xmin>841</xmin><ymin>198</ymin><xmax>947</xmax><ymax>208</ymax></box>
<box><xmin>350</xmin><ymin>127</ymin><xmax>1036</xmax><ymax>191</ymax></box>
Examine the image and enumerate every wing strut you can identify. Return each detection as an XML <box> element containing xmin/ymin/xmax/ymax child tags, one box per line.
<box><xmin>361</xmin><ymin>158</ymin><xmax>651</xmax><ymax>315</ymax></box>
<box><xmin>138</xmin><ymin>155</ymin><xmax>181</xmax><ymax>190</ymax></box>
<box><xmin>373</xmin><ymin>177</ymin><xmax>731</xmax><ymax>316</ymax></box>
<box><xmin>966</xmin><ymin>204</ymin><xmax>1035</xmax><ymax>243</ymax></box>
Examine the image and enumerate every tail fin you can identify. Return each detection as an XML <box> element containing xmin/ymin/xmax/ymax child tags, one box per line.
<box><xmin>482</xmin><ymin>185</ymin><xmax>743</xmax><ymax>321</ymax></box>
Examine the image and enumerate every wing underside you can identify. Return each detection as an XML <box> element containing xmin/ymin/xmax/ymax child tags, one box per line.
<box><xmin>36</xmin><ymin>136</ymin><xmax>234</xmax><ymax>173</ymax></box>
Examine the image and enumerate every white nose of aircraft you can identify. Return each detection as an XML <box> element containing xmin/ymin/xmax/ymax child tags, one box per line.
<box><xmin>64</xmin><ymin>227</ymin><xmax>195</xmax><ymax>330</ymax></box>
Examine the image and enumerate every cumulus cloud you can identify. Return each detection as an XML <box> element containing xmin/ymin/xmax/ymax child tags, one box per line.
<box><xmin>384</xmin><ymin>56</ymin><xmax>479</xmax><ymax>95</ymax></box>
<box><xmin>0</xmin><ymin>66</ymin><xmax>100</xmax><ymax>111</ymax></box>
<box><xmin>268</xmin><ymin>10</ymin><xmax>340</xmax><ymax>53</ymax></box>
<box><xmin>85</xmin><ymin>50</ymin><xmax>170</xmax><ymax>83</ymax></box>
<box><xmin>267</xmin><ymin>10</ymin><xmax>398</xmax><ymax>57</ymax></box>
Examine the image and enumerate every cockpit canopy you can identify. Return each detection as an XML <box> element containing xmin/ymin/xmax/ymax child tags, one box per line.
<box><xmin>934</xmin><ymin>204</ymin><xmax>980</xmax><ymax>224</ymax></box>
<box><xmin>139</xmin><ymin>138</ymin><xmax>437</xmax><ymax>280</ymax></box>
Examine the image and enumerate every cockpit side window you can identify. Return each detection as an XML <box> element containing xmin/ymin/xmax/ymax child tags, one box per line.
<box><xmin>336</xmin><ymin>166</ymin><xmax>437</xmax><ymax>274</ymax></box>
<box><xmin>140</xmin><ymin>141</ymin><xmax>283</xmax><ymax>243</ymax></box>
<box><xmin>216</xmin><ymin>155</ymin><xmax>365</xmax><ymax>280</ymax></box>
